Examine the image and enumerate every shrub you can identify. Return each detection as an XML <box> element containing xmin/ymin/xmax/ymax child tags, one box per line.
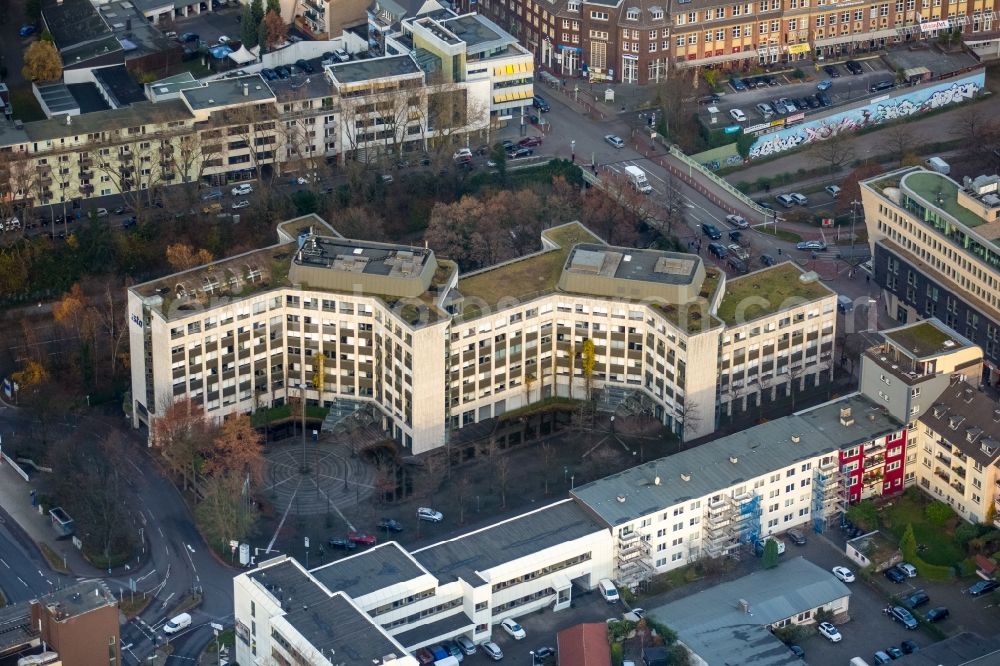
<box><xmin>610</xmin><ymin>642</ymin><xmax>623</xmax><ymax>666</ymax></box>
<box><xmin>926</xmin><ymin>501</ymin><xmax>955</xmax><ymax>526</ymax></box>
<box><xmin>791</xmin><ymin>68</ymin><xmax>805</xmax><ymax>79</ymax></box>
<box><xmin>774</xmin><ymin>623</ymin><xmax>813</xmax><ymax>644</ymax></box>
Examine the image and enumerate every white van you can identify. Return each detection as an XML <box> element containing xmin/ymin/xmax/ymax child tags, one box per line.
<box><xmin>624</xmin><ymin>165</ymin><xmax>652</xmax><ymax>194</ymax></box>
<box><xmin>925</xmin><ymin>156</ymin><xmax>950</xmax><ymax>175</ymax></box>
<box><xmin>849</xmin><ymin>658</ymin><xmax>871</xmax><ymax>666</ymax></box>
<box><xmin>598</xmin><ymin>578</ymin><xmax>619</xmax><ymax>603</ymax></box>
<box><xmin>163</xmin><ymin>612</ymin><xmax>192</xmax><ymax>634</ymax></box>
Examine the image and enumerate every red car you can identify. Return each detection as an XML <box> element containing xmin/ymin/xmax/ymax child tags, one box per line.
<box><xmin>347</xmin><ymin>531</ymin><xmax>377</xmax><ymax>546</ymax></box>
<box><xmin>519</xmin><ymin>136</ymin><xmax>543</xmax><ymax>147</ymax></box>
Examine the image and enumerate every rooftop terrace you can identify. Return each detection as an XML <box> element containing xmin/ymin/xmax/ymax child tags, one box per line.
<box><xmin>716</xmin><ymin>262</ymin><xmax>834</xmax><ymax>325</ymax></box>
<box><xmin>328</xmin><ymin>55</ymin><xmax>423</xmax><ymax>85</ymax></box>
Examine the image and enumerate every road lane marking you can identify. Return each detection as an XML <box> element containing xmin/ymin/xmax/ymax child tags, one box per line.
<box><xmin>0</xmin><ymin>558</ymin><xmax>8</xmax><ymax>568</ymax></box>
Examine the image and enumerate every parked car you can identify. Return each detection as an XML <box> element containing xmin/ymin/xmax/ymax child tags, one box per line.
<box><xmin>832</xmin><ymin>566</ymin><xmax>855</xmax><ymax>583</ymax></box>
<box><xmin>122</xmin><ymin>217</ymin><xmax>138</xmax><ymax>229</ymax></box>
<box><xmin>414</xmin><ymin>648</ymin><xmax>435</xmax><ymax>665</ymax></box>
<box><xmin>347</xmin><ymin>531</ymin><xmax>377</xmax><ymax>546</ymax></box>
<box><xmin>906</xmin><ymin>590</ymin><xmax>930</xmax><ymax>608</ymax></box>
<box><xmin>890</xmin><ymin>605</ymin><xmax>918</xmax><ymax>629</ymax></box>
<box><xmin>825</xmin><ymin>185</ymin><xmax>842</xmax><ymax>198</ymax></box>
<box><xmin>453</xmin><ymin>147</ymin><xmax>473</xmax><ymax>161</ymax></box>
<box><xmin>874</xmin><ymin>650</ymin><xmax>893</xmax><ymax>664</ymax></box>
<box><xmin>727</xmin><ymin>244</ymin><xmax>748</xmax><ymax>261</ymax></box>
<box><xmin>760</xmin><ymin>254</ymin><xmax>776</xmax><ymax>267</ymax></box>
<box><xmin>532</xmin><ymin>95</ymin><xmax>550</xmax><ymax>111</ymax></box>
<box><xmin>786</xmin><ymin>529</ymin><xmax>807</xmax><ymax>546</ymax></box>
<box><xmin>845</xmin><ymin>59</ymin><xmax>864</xmax><ymax>74</ymax></box>
<box><xmin>806</xmin><ymin>95</ymin><xmax>821</xmax><ymax>108</ymax></box>
<box><xmin>817</xmin><ymin>79</ymin><xmax>833</xmax><ymax>91</ymax></box>
<box><xmin>19</xmin><ymin>24</ymin><xmax>37</xmax><ymax>37</ymax></box>
<box><xmin>729</xmin><ymin>230</ymin><xmax>743</xmax><ymax>243</ymax></box>
<box><xmin>730</xmin><ymin>76</ymin><xmax>747</xmax><ymax>91</ymax></box>
<box><xmin>180</xmin><ymin>32</ymin><xmax>199</xmax><ymax>43</ymax></box>
<box><xmin>94</xmin><ymin>207</ymin><xmax>108</xmax><ymax>217</ymax></box>
<box><xmin>231</xmin><ymin>199</ymin><xmax>251</xmax><ymax>210</ymax></box>
<box><xmin>698</xmin><ymin>94</ymin><xmax>721</xmax><ymax>105</ymax></box>
<box><xmin>884</xmin><ymin>566</ymin><xmax>908</xmax><ymax>583</ymax></box>
<box><xmin>327</xmin><ymin>536</ymin><xmax>357</xmax><ymax>550</ymax></box>
<box><xmin>789</xmin><ymin>192</ymin><xmax>808</xmax><ymax>205</ymax></box>
<box><xmin>481</xmin><ymin>642</ymin><xmax>503</xmax><ymax>661</ymax></box>
<box><xmin>508</xmin><ymin>147</ymin><xmax>534</xmax><ymax>159</ymax></box>
<box><xmin>796</xmin><ymin>240</ymin><xmax>827</xmax><ymax>251</ymax></box>
<box><xmin>817</xmin><ymin>91</ymin><xmax>833</xmax><ymax>107</ymax></box>
<box><xmin>870</xmin><ymin>79</ymin><xmax>895</xmax><ymax>93</ymax></box>
<box><xmin>701</xmin><ymin>223</ymin><xmax>722</xmax><ymax>239</ymax></box>
<box><xmin>925</xmin><ymin>606</ymin><xmax>949</xmax><ymax>622</ymax></box>
<box><xmin>295</xmin><ymin>59</ymin><xmax>315</xmax><ymax>73</ymax></box>
<box><xmin>755</xmin><ymin>102</ymin><xmax>775</xmax><ymax>119</ymax></box>
<box><xmin>729</xmin><ymin>108</ymin><xmax>747</xmax><ymax>122</ymax></box>
<box><xmin>901</xmin><ymin>640</ymin><xmax>919</xmax><ymax>654</ymax></box>
<box><xmin>274</xmin><ymin>65</ymin><xmax>291</xmax><ymax>79</ymax></box>
<box><xmin>776</xmin><ymin>193</ymin><xmax>796</xmax><ymax>207</ymax></box>
<box><xmin>455</xmin><ymin>636</ymin><xmax>477</xmax><ymax>655</ymax></box>
<box><xmin>377</xmin><ymin>519</ymin><xmax>404</xmax><ymax>532</ymax></box>
<box><xmin>969</xmin><ymin>579</ymin><xmax>999</xmax><ymax>596</ymax></box>
<box><xmin>534</xmin><ymin>646</ymin><xmax>556</xmax><ymax>660</ymax></box>
<box><xmin>898</xmin><ymin>562</ymin><xmax>917</xmax><ymax>577</ymax></box>
<box><xmin>789</xmin><ymin>645</ymin><xmax>805</xmax><ymax>659</ymax></box>
<box><xmin>445</xmin><ymin>641</ymin><xmax>465</xmax><ymax>661</ymax></box>
<box><xmin>333</xmin><ymin>49</ymin><xmax>350</xmax><ymax>62</ymax></box>
<box><xmin>886</xmin><ymin>646</ymin><xmax>905</xmax><ymax>659</ymax></box>
<box><xmin>429</xmin><ymin>646</ymin><xmax>449</xmax><ymax>660</ymax></box>
<box><xmin>817</xmin><ymin>622</ymin><xmax>842</xmax><ymax>642</ymax></box>
<box><xmin>519</xmin><ymin>135</ymin><xmax>543</xmax><ymax>147</ymax></box>
<box><xmin>823</xmin><ymin>64</ymin><xmax>841</xmax><ymax>78</ymax></box>
<box><xmin>231</xmin><ymin>183</ymin><xmax>253</xmax><ymax>196</ymax></box>
<box><xmin>417</xmin><ymin>507</ymin><xmax>444</xmax><ymax>522</ymax></box>
<box><xmin>501</xmin><ymin>618</ymin><xmax>526</xmax><ymax>640</ymax></box>
<box><xmin>708</xmin><ymin>242</ymin><xmax>728</xmax><ymax>259</ymax></box>
<box><xmin>725</xmin><ymin>214</ymin><xmax>749</xmax><ymax>229</ymax></box>
<box><xmin>112</xmin><ymin>205</ymin><xmax>129</xmax><ymax>214</ymax></box>
<box><xmin>604</xmin><ymin>134</ymin><xmax>625</xmax><ymax>148</ymax></box>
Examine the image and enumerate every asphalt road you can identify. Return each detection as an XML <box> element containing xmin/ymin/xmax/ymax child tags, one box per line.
<box><xmin>0</xmin><ymin>514</ymin><xmax>74</xmax><ymax>604</ymax></box>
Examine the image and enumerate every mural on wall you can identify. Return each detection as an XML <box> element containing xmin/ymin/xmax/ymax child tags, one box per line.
<box><xmin>747</xmin><ymin>73</ymin><xmax>985</xmax><ymax>160</ymax></box>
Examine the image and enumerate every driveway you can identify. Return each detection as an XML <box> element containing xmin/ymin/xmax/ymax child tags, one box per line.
<box><xmin>172</xmin><ymin>5</ymin><xmax>243</xmax><ymax>44</ymax></box>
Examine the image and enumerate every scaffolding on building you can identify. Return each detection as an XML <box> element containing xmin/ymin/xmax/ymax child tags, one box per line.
<box><xmin>615</xmin><ymin>529</ymin><xmax>653</xmax><ymax>589</ymax></box>
<box><xmin>704</xmin><ymin>491</ymin><xmax>761</xmax><ymax>559</ymax></box>
<box><xmin>812</xmin><ymin>457</ymin><xmax>848</xmax><ymax>533</ymax></box>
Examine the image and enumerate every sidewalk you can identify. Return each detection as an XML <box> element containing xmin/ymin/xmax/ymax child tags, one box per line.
<box><xmin>0</xmin><ymin>454</ymin><xmax>109</xmax><ymax>578</ymax></box>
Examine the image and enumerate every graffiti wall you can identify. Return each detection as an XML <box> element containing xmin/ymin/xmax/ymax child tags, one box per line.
<box><xmin>747</xmin><ymin>72</ymin><xmax>985</xmax><ymax>160</ymax></box>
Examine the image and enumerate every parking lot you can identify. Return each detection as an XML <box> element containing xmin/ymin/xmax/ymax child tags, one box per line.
<box><xmin>705</xmin><ymin>57</ymin><xmax>895</xmax><ymax>126</ymax></box>
<box><xmin>171</xmin><ymin>3</ymin><xmax>243</xmax><ymax>44</ymax></box>
<box><xmin>441</xmin><ymin>527</ymin><xmax>1000</xmax><ymax>665</ymax></box>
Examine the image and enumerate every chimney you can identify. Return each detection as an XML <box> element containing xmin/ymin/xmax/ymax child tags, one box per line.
<box><xmin>66</xmin><ymin>115</ymin><xmax>71</xmax><ymax>126</ymax></box>
<box><xmin>653</xmin><ymin>475</ymin><xmax>661</xmax><ymax>485</ymax></box>
<box><xmin>729</xmin><ymin>455</ymin><xmax>738</xmax><ymax>464</ymax></box>
<box><xmin>680</xmin><ymin>472</ymin><xmax>691</xmax><ymax>482</ymax></box>
<box><xmin>243</xmin><ymin>83</ymin><xmax>249</xmax><ymax>96</ymax></box>
<box><xmin>790</xmin><ymin>435</ymin><xmax>801</xmax><ymax>443</ymax></box>
<box><xmin>839</xmin><ymin>406</ymin><xmax>854</xmax><ymax>426</ymax></box>
<box><xmin>738</xmin><ymin>598</ymin><xmax>750</xmax><ymax>614</ymax></box>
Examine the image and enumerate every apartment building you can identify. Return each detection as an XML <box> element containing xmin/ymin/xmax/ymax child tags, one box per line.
<box><xmin>128</xmin><ymin>215</ymin><xmax>837</xmax><ymax>450</ymax></box>
<box><xmin>293</xmin><ymin>0</ymin><xmax>371</xmax><ymax>39</ymax></box>
<box><xmin>860</xmin><ymin>167</ymin><xmax>1000</xmax><ymax>382</ymax></box>
<box><xmin>0</xmin><ymin>55</ymin><xmax>488</xmax><ymax>207</ymax></box>
<box><xmin>233</xmin><ymin>500</ymin><xmax>613</xmax><ymax>663</ymax></box>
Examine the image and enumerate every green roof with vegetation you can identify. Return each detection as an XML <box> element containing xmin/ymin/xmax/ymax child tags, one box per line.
<box><xmin>715</xmin><ymin>262</ymin><xmax>832</xmax><ymax>325</ymax></box>
<box><xmin>653</xmin><ymin>267</ymin><xmax>722</xmax><ymax>334</ymax></box>
<box><xmin>902</xmin><ymin>171</ymin><xmax>985</xmax><ymax>229</ymax></box>
<box><xmin>454</xmin><ymin>222</ymin><xmax>602</xmax><ymax>316</ymax></box>
<box><xmin>884</xmin><ymin>321</ymin><xmax>962</xmax><ymax>357</ymax></box>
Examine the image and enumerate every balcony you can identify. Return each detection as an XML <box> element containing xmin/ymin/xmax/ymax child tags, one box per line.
<box><xmin>935</xmin><ymin>453</ymin><xmax>952</xmax><ymax>467</ymax></box>
<box><xmin>80</xmin><ymin>184</ymin><xmax>94</xmax><ymax>194</ymax></box>
<box><xmin>934</xmin><ymin>468</ymin><xmax>951</xmax><ymax>483</ymax></box>
<box><xmin>951</xmin><ymin>480</ymin><xmax>966</xmax><ymax>495</ymax></box>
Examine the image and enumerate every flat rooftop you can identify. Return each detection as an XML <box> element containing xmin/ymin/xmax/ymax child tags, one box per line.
<box><xmin>43</xmin><ymin>0</ymin><xmax>110</xmax><ymax>49</ymax></box>
<box><xmin>269</xmin><ymin>72</ymin><xmax>335</xmax><ymax>104</ymax></box>
<box><xmin>294</xmin><ymin>236</ymin><xmax>433</xmax><ymax>277</ymax></box>
<box><xmin>441</xmin><ymin>14</ymin><xmax>512</xmax><ymax>51</ymax></box>
<box><xmin>883</xmin><ymin>319</ymin><xmax>970</xmax><ymax>358</ymax></box>
<box><xmin>392</xmin><ymin>610</ymin><xmax>475</xmax><ymax>649</ymax></box>
<box><xmin>648</xmin><ymin>558</ymin><xmax>850</xmax><ymax>666</ymax></box>
<box><xmin>716</xmin><ymin>261</ymin><xmax>833</xmax><ymax>325</ymax></box>
<box><xmin>901</xmin><ymin>170</ymin><xmax>985</xmax><ymax>229</ymax></box>
<box><xmin>94</xmin><ymin>64</ymin><xmax>146</xmax><ymax>107</ymax></box>
<box><xmin>328</xmin><ymin>55</ymin><xmax>423</xmax><ymax>84</ymax></box>
<box><xmin>884</xmin><ymin>47</ymin><xmax>981</xmax><ymax>79</ymax></box>
<box><xmin>0</xmin><ymin>603</ymin><xmax>34</xmax><ymax>653</ymax></box>
<box><xmin>181</xmin><ymin>76</ymin><xmax>275</xmax><ymax>110</ymax></box>
<box><xmin>572</xmin><ymin>393</ymin><xmax>900</xmax><ymax>526</ymax></box>
<box><xmin>310</xmin><ymin>542</ymin><xmax>429</xmax><ymax>599</ymax></box>
<box><xmin>280</xmin><ymin>593</ymin><xmax>405</xmax><ymax>663</ymax></box>
<box><xmin>38</xmin><ymin>580</ymin><xmax>117</xmax><ymax>617</ymax></box>
<box><xmin>564</xmin><ymin>244</ymin><xmax>699</xmax><ymax>286</ymax></box>
<box><xmin>248</xmin><ymin>557</ymin><xmax>333</xmax><ymax>608</ymax></box>
<box><xmin>411</xmin><ymin>500</ymin><xmax>605</xmax><ymax>584</ymax></box>
<box><xmin>894</xmin><ymin>631</ymin><xmax>1000</xmax><ymax>665</ymax></box>
<box><xmin>22</xmin><ymin>99</ymin><xmax>193</xmax><ymax>142</ymax></box>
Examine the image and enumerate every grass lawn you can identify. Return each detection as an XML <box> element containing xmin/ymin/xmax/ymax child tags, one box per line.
<box><xmin>10</xmin><ymin>86</ymin><xmax>45</xmax><ymax>123</ymax></box>
<box><xmin>884</xmin><ymin>321</ymin><xmax>957</xmax><ymax>357</ymax></box>
<box><xmin>39</xmin><ymin>543</ymin><xmax>71</xmax><ymax>573</ymax></box>
<box><xmin>880</xmin><ymin>493</ymin><xmax>964</xmax><ymax>567</ymax></box>
<box><xmin>758</xmin><ymin>227</ymin><xmax>804</xmax><ymax>243</ymax></box>
<box><xmin>716</xmin><ymin>262</ymin><xmax>830</xmax><ymax>325</ymax></box>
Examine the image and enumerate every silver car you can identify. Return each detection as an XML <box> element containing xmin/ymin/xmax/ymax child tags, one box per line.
<box><xmin>481</xmin><ymin>642</ymin><xmax>503</xmax><ymax>660</ymax></box>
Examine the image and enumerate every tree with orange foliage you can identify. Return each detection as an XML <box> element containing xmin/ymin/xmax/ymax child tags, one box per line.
<box><xmin>206</xmin><ymin>414</ymin><xmax>264</xmax><ymax>485</ymax></box>
<box><xmin>153</xmin><ymin>399</ymin><xmax>215</xmax><ymax>490</ymax></box>
<box><xmin>259</xmin><ymin>10</ymin><xmax>287</xmax><ymax>51</ymax></box>
<box><xmin>166</xmin><ymin>243</ymin><xmax>213</xmax><ymax>271</ymax></box>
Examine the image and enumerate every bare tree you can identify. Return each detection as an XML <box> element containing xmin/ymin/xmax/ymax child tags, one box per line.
<box><xmin>494</xmin><ymin>455</ymin><xmax>511</xmax><ymax>509</ymax></box>
<box><xmin>675</xmin><ymin>397</ymin><xmax>701</xmax><ymax>443</ymax></box>
<box><xmin>541</xmin><ymin>442</ymin><xmax>555</xmax><ymax>495</ymax></box>
<box><xmin>455</xmin><ymin>474</ymin><xmax>471</xmax><ymax>525</ymax></box>
<box><xmin>879</xmin><ymin>124</ymin><xmax>916</xmax><ymax>166</ymax></box>
<box><xmin>811</xmin><ymin>133</ymin><xmax>856</xmax><ymax>174</ymax></box>
<box><xmin>95</xmin><ymin>141</ymin><xmax>165</xmax><ymax>223</ymax></box>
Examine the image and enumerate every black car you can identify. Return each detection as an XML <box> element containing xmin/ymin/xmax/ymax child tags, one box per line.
<box><xmin>377</xmin><ymin>519</ymin><xmax>404</xmax><ymax>533</ymax></box>
<box><xmin>122</xmin><ymin>217</ymin><xmax>137</xmax><ymax>229</ymax></box>
<box><xmin>823</xmin><ymin>64</ymin><xmax>841</xmax><ymax>78</ymax></box>
<box><xmin>798</xmin><ymin>97</ymin><xmax>812</xmax><ymax>110</ymax></box>
<box><xmin>786</xmin><ymin>529</ymin><xmax>807</xmax><ymax>546</ymax></box>
<box><xmin>925</xmin><ymin>606</ymin><xmax>949</xmax><ymax>622</ymax></box>
<box><xmin>500</xmin><ymin>139</ymin><xmax>515</xmax><ymax>151</ymax></box>
<box><xmin>701</xmin><ymin>223</ymin><xmax>722</xmax><ymax>240</ymax></box>
<box><xmin>728</xmin><ymin>230</ymin><xmax>742</xmax><ymax>242</ymax></box>
<box><xmin>760</xmin><ymin>254</ymin><xmax>776</xmax><ymax>267</ymax></box>
<box><xmin>886</xmin><ymin>646</ymin><xmax>904</xmax><ymax>659</ymax></box>
<box><xmin>744</xmin><ymin>77</ymin><xmax>758</xmax><ymax>89</ymax></box>
<box><xmin>274</xmin><ymin>65</ymin><xmax>291</xmax><ymax>79</ymax></box>
<box><xmin>508</xmin><ymin>147</ymin><xmax>533</xmax><ymax>159</ymax></box>
<box><xmin>698</xmin><ymin>94</ymin><xmax>721</xmax><ymax>105</ymax></box>
<box><xmin>906</xmin><ymin>590</ymin><xmax>930</xmax><ymax>608</ymax></box>
<box><xmin>327</xmin><ymin>537</ymin><xmax>358</xmax><ymax>550</ymax></box>
<box><xmin>295</xmin><ymin>59</ymin><xmax>315</xmax><ymax>73</ymax></box>
<box><xmin>845</xmin><ymin>59</ymin><xmax>864</xmax><ymax>74</ymax></box>
<box><xmin>884</xmin><ymin>566</ymin><xmax>907</xmax><ymax>583</ymax></box>
<box><xmin>112</xmin><ymin>206</ymin><xmax>127</xmax><ymax>215</ymax></box>
<box><xmin>816</xmin><ymin>91</ymin><xmax>833</xmax><ymax>107</ymax></box>
<box><xmin>968</xmin><ymin>579</ymin><xmax>999</xmax><ymax>596</ymax></box>
<box><xmin>806</xmin><ymin>95</ymin><xmax>821</xmax><ymax>109</ymax></box>
<box><xmin>762</xmin><ymin>75</ymin><xmax>777</xmax><ymax>86</ymax></box>
<box><xmin>901</xmin><ymin>640</ymin><xmax>919</xmax><ymax>654</ymax></box>
<box><xmin>261</xmin><ymin>68</ymin><xmax>278</xmax><ymax>80</ymax></box>
<box><xmin>181</xmin><ymin>32</ymin><xmax>200</xmax><ymax>43</ymax></box>
<box><xmin>870</xmin><ymin>79</ymin><xmax>895</xmax><ymax>93</ymax></box>
<box><xmin>708</xmin><ymin>242</ymin><xmax>728</xmax><ymax>258</ymax></box>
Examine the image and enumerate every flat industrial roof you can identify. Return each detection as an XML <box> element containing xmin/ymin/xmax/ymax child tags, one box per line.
<box><xmin>572</xmin><ymin>394</ymin><xmax>901</xmax><ymax>526</ymax></box>
<box><xmin>648</xmin><ymin>558</ymin><xmax>850</xmax><ymax>666</ymax></box>
<box><xmin>882</xmin><ymin>319</ymin><xmax>972</xmax><ymax>358</ymax></box>
<box><xmin>442</xmin><ymin>14</ymin><xmax>514</xmax><ymax>52</ymax></box>
<box><xmin>182</xmin><ymin>76</ymin><xmax>275</xmax><ymax>110</ymax></box>
<box><xmin>94</xmin><ymin>64</ymin><xmax>146</xmax><ymax>107</ymax></box>
<box><xmin>392</xmin><ymin>610</ymin><xmax>475</xmax><ymax>648</ymax></box>
<box><xmin>901</xmin><ymin>170</ymin><xmax>985</xmax><ymax>230</ymax></box>
<box><xmin>328</xmin><ymin>55</ymin><xmax>423</xmax><ymax>84</ymax></box>
<box><xmin>564</xmin><ymin>243</ymin><xmax>699</xmax><ymax>286</ymax></box>
<box><xmin>294</xmin><ymin>235</ymin><xmax>433</xmax><ymax>277</ymax></box>
<box><xmin>280</xmin><ymin>593</ymin><xmax>406</xmax><ymax>663</ymax></box>
<box><xmin>411</xmin><ymin>500</ymin><xmax>605</xmax><ymax>584</ymax></box>
<box><xmin>310</xmin><ymin>542</ymin><xmax>429</xmax><ymax>599</ymax></box>
<box><xmin>43</xmin><ymin>0</ymin><xmax>110</xmax><ymax>49</ymax></box>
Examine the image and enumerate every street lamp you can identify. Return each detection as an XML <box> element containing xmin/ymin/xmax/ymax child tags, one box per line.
<box><xmin>299</xmin><ymin>382</ymin><xmax>309</xmax><ymax>474</ymax></box>
<box><xmin>570</xmin><ymin>140</ymin><xmax>576</xmax><ymax>163</ymax></box>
